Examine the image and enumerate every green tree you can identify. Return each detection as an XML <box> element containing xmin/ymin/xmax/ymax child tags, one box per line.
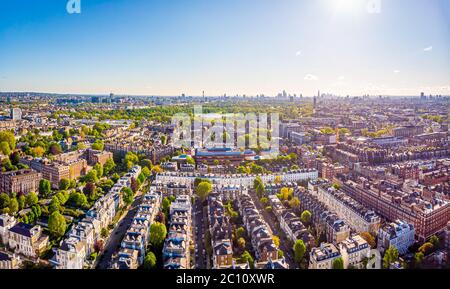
<box><xmin>383</xmin><ymin>246</ymin><xmax>399</xmax><ymax>268</ymax></box>
<box><xmin>141</xmin><ymin>166</ymin><xmax>151</xmax><ymax>178</ymax></box>
<box><xmin>25</xmin><ymin>192</ymin><xmax>39</xmax><ymax>207</ymax></box>
<box><xmin>68</xmin><ymin>192</ymin><xmax>88</xmax><ymax>208</ymax></box>
<box><xmin>430</xmin><ymin>235</ymin><xmax>439</xmax><ymax>249</ymax></box>
<box><xmin>236</xmin><ymin>227</ymin><xmax>246</xmax><ymax>239</ymax></box>
<box><xmin>143</xmin><ymin>252</ymin><xmax>157</xmax><ymax>269</ymax></box>
<box><xmin>194</xmin><ymin>177</ymin><xmax>211</xmax><ymax>188</ymax></box>
<box><xmin>56</xmin><ymin>191</ymin><xmax>69</xmax><ymax>205</ymax></box>
<box><xmin>49</xmin><ymin>197</ymin><xmax>61</xmax><ymax>214</ymax></box>
<box><xmin>0</xmin><ymin>131</ymin><xmax>16</xmax><ymax>150</ymax></box>
<box><xmin>18</xmin><ymin>195</ymin><xmax>26</xmax><ymax>210</ymax></box>
<box><xmin>140</xmin><ymin>159</ymin><xmax>152</xmax><ymax>170</ymax></box>
<box><xmin>186</xmin><ymin>156</ymin><xmax>195</xmax><ymax>165</ymax></box>
<box><xmin>332</xmin><ymin>257</ymin><xmax>344</xmax><ymax>269</ymax></box>
<box><xmin>48</xmin><ymin>211</ymin><xmax>67</xmax><ymax>238</ymax></box>
<box><xmin>240</xmin><ymin>251</ymin><xmax>254</xmax><ymax>269</ymax></box>
<box><xmin>93</xmin><ymin>163</ymin><xmax>104</xmax><ymax>178</ymax></box>
<box><xmin>300</xmin><ymin>210</ymin><xmax>312</xmax><ymax>224</ymax></box>
<box><xmin>289</xmin><ymin>197</ymin><xmax>301</xmax><ymax>209</ymax></box>
<box><xmin>103</xmin><ymin>158</ymin><xmax>116</xmax><ymax>175</ymax></box>
<box><xmin>10</xmin><ymin>151</ymin><xmax>20</xmax><ymax>165</ymax></box>
<box><xmin>9</xmin><ymin>197</ymin><xmax>19</xmax><ymax>213</ymax></box>
<box><xmin>39</xmin><ymin>179</ymin><xmax>52</xmax><ymax>197</ymax></box>
<box><xmin>196</xmin><ymin>181</ymin><xmax>212</xmax><ymax>202</ymax></box>
<box><xmin>111</xmin><ymin>173</ymin><xmax>120</xmax><ymax>183</ymax></box>
<box><xmin>418</xmin><ymin>242</ymin><xmax>434</xmax><ymax>255</ymax></box>
<box><xmin>123</xmin><ymin>152</ymin><xmax>139</xmax><ymax>170</ymax></box>
<box><xmin>1</xmin><ymin>158</ymin><xmax>15</xmax><ymax>172</ymax></box>
<box><xmin>91</xmin><ymin>140</ymin><xmax>105</xmax><ymax>151</ymax></box>
<box><xmin>0</xmin><ymin>193</ymin><xmax>10</xmax><ymax>209</ymax></box>
<box><xmin>294</xmin><ymin>239</ymin><xmax>306</xmax><ymax>264</ymax></box>
<box><xmin>254</xmin><ymin>177</ymin><xmax>265</xmax><ymax>198</ymax></box>
<box><xmin>149</xmin><ymin>222</ymin><xmax>167</xmax><ymax>248</ymax></box>
<box><xmin>414</xmin><ymin>252</ymin><xmax>424</xmax><ymax>268</ymax></box>
<box><xmin>59</xmin><ymin>179</ymin><xmax>70</xmax><ymax>190</ymax></box>
<box><xmin>122</xmin><ymin>187</ymin><xmax>134</xmax><ymax>205</ymax></box>
<box><xmin>237</xmin><ymin>237</ymin><xmax>246</xmax><ymax>250</ymax></box>
<box><xmin>83</xmin><ymin>169</ymin><xmax>99</xmax><ymax>183</ymax></box>
<box><xmin>162</xmin><ymin>197</ymin><xmax>171</xmax><ymax>214</ymax></box>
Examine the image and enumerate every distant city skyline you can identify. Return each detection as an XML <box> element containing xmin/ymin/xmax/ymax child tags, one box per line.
<box><xmin>0</xmin><ymin>0</ymin><xmax>449</xmax><ymax>96</ymax></box>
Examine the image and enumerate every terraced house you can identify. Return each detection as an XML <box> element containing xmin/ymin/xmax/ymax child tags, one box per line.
<box><xmin>111</xmin><ymin>191</ymin><xmax>161</xmax><ymax>269</ymax></box>
<box><xmin>163</xmin><ymin>195</ymin><xmax>192</xmax><ymax>269</ymax></box>
<box><xmin>237</xmin><ymin>193</ymin><xmax>280</xmax><ymax>264</ymax></box>
<box><xmin>207</xmin><ymin>193</ymin><xmax>233</xmax><ymax>268</ymax></box>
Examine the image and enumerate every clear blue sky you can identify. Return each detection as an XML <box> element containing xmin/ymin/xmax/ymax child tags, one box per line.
<box><xmin>0</xmin><ymin>0</ymin><xmax>449</xmax><ymax>96</ymax></box>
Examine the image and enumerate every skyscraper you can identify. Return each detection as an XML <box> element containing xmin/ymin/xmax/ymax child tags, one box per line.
<box><xmin>10</xmin><ymin>108</ymin><xmax>22</xmax><ymax>121</ymax></box>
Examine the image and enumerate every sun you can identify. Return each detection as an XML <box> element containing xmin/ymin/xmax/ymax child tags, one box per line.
<box><xmin>333</xmin><ymin>0</ymin><xmax>363</xmax><ymax>13</ymax></box>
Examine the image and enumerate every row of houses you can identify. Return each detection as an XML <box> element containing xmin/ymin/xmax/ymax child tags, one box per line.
<box><xmin>207</xmin><ymin>193</ymin><xmax>239</xmax><ymax>269</ymax></box>
<box><xmin>155</xmin><ymin>169</ymin><xmax>318</xmax><ymax>188</ymax></box>
<box><xmin>309</xmin><ymin>181</ymin><xmax>381</xmax><ymax>235</ymax></box>
<box><xmin>268</xmin><ymin>195</ymin><xmax>315</xmax><ymax>247</ymax></box>
<box><xmin>150</xmin><ymin>181</ymin><xmax>192</xmax><ymax>197</ymax></box>
<box><xmin>236</xmin><ymin>193</ymin><xmax>286</xmax><ymax>268</ymax></box>
<box><xmin>49</xmin><ymin>165</ymin><xmax>142</xmax><ymax>269</ymax></box>
<box><xmin>293</xmin><ymin>186</ymin><xmax>352</xmax><ymax>245</ymax></box>
<box><xmin>111</xmin><ymin>190</ymin><xmax>162</xmax><ymax>269</ymax></box>
<box><xmin>162</xmin><ymin>195</ymin><xmax>192</xmax><ymax>269</ymax></box>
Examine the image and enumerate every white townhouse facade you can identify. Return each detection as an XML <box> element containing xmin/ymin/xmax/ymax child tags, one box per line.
<box><xmin>309</xmin><ymin>243</ymin><xmax>341</xmax><ymax>269</ymax></box>
<box><xmin>315</xmin><ymin>186</ymin><xmax>381</xmax><ymax>234</ymax></box>
<box><xmin>339</xmin><ymin>235</ymin><xmax>370</xmax><ymax>269</ymax></box>
<box><xmin>0</xmin><ymin>214</ymin><xmax>17</xmax><ymax>244</ymax></box>
<box><xmin>7</xmin><ymin>223</ymin><xmax>49</xmax><ymax>258</ymax></box>
<box><xmin>51</xmin><ymin>237</ymin><xmax>87</xmax><ymax>269</ymax></box>
<box><xmin>378</xmin><ymin>220</ymin><xmax>415</xmax><ymax>255</ymax></box>
<box><xmin>156</xmin><ymin>169</ymin><xmax>318</xmax><ymax>188</ymax></box>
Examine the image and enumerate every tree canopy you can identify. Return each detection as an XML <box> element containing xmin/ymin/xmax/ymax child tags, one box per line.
<box><xmin>293</xmin><ymin>239</ymin><xmax>306</xmax><ymax>264</ymax></box>
<box><xmin>149</xmin><ymin>222</ymin><xmax>167</xmax><ymax>248</ymax></box>
<box><xmin>196</xmin><ymin>181</ymin><xmax>212</xmax><ymax>202</ymax></box>
<box><xmin>48</xmin><ymin>211</ymin><xmax>67</xmax><ymax>238</ymax></box>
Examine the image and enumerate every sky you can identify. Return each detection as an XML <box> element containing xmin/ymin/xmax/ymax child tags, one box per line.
<box><xmin>0</xmin><ymin>0</ymin><xmax>449</xmax><ymax>97</ymax></box>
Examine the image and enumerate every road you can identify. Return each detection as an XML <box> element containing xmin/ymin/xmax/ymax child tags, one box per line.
<box><xmin>96</xmin><ymin>192</ymin><xmax>144</xmax><ymax>269</ymax></box>
<box><xmin>248</xmin><ymin>189</ymin><xmax>296</xmax><ymax>269</ymax></box>
<box><xmin>192</xmin><ymin>198</ymin><xmax>207</xmax><ymax>269</ymax></box>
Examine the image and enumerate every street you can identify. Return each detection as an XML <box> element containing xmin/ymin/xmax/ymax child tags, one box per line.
<box><xmin>96</xmin><ymin>193</ymin><xmax>144</xmax><ymax>269</ymax></box>
<box><xmin>192</xmin><ymin>198</ymin><xmax>207</xmax><ymax>269</ymax></box>
<box><xmin>248</xmin><ymin>189</ymin><xmax>296</xmax><ymax>269</ymax></box>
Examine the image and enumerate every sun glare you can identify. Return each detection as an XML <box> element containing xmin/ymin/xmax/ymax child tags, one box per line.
<box><xmin>333</xmin><ymin>0</ymin><xmax>363</xmax><ymax>13</ymax></box>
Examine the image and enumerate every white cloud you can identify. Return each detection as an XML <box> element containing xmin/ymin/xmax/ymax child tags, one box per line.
<box><xmin>304</xmin><ymin>74</ymin><xmax>318</xmax><ymax>81</ymax></box>
<box><xmin>394</xmin><ymin>70</ymin><xmax>400</xmax><ymax>74</ymax></box>
<box><xmin>337</xmin><ymin>76</ymin><xmax>345</xmax><ymax>80</ymax></box>
<box><xmin>296</xmin><ymin>50</ymin><xmax>302</xmax><ymax>56</ymax></box>
<box><xmin>424</xmin><ymin>46</ymin><xmax>433</xmax><ymax>52</ymax></box>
